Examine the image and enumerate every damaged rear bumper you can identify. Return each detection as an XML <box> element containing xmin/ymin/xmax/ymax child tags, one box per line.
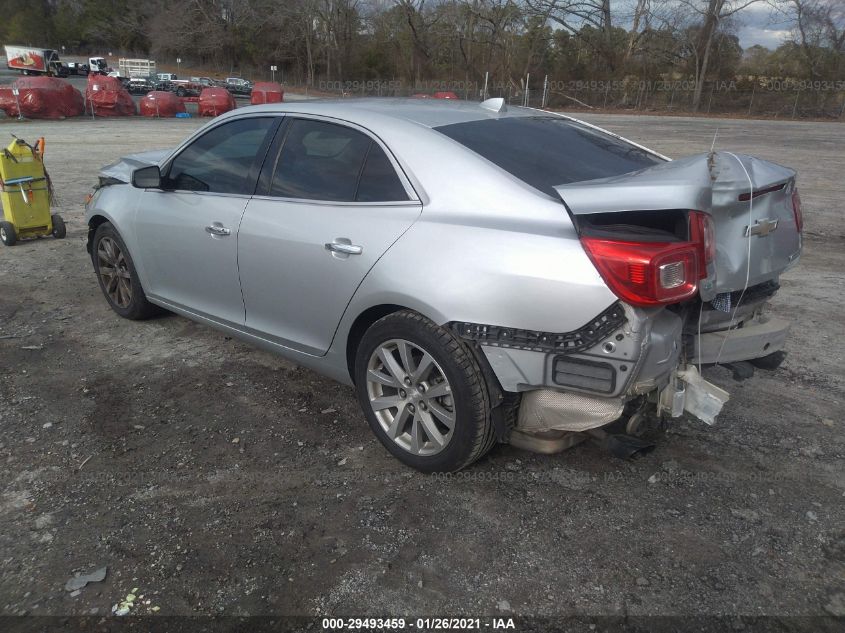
<box><xmin>690</xmin><ymin>314</ymin><xmax>790</xmax><ymax>364</ymax></box>
<box><xmin>469</xmin><ymin>302</ymin><xmax>688</xmax><ymax>439</ymax></box>
<box><xmin>462</xmin><ymin>300</ymin><xmax>785</xmax><ymax>446</ymax></box>
<box><xmin>476</xmin><ymin>303</ymin><xmax>683</xmax><ymax>399</ymax></box>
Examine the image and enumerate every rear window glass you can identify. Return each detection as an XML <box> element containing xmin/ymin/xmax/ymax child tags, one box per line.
<box><xmin>435</xmin><ymin>116</ymin><xmax>663</xmax><ymax>198</ymax></box>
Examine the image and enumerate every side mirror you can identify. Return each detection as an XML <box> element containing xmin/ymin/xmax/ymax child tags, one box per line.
<box><xmin>132</xmin><ymin>165</ymin><xmax>162</xmax><ymax>189</ymax></box>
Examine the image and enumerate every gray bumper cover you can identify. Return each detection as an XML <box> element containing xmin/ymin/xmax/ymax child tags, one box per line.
<box><xmin>691</xmin><ymin>315</ymin><xmax>790</xmax><ymax>364</ymax></box>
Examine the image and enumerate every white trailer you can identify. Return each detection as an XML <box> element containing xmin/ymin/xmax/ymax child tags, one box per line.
<box><xmin>118</xmin><ymin>58</ymin><xmax>156</xmax><ymax>78</ymax></box>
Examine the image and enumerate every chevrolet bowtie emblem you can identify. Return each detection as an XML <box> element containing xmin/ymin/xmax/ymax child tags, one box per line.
<box><xmin>745</xmin><ymin>218</ymin><xmax>779</xmax><ymax>237</ymax></box>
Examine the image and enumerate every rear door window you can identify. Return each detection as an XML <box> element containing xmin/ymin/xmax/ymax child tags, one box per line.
<box><xmin>436</xmin><ymin>116</ymin><xmax>664</xmax><ymax>198</ymax></box>
<box><xmin>271</xmin><ymin>119</ymin><xmax>369</xmax><ymax>201</ymax></box>
<box><xmin>269</xmin><ymin>119</ymin><xmax>409</xmax><ymax>203</ymax></box>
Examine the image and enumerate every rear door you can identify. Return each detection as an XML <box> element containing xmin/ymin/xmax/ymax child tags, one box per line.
<box><xmin>133</xmin><ymin>115</ymin><xmax>279</xmax><ymax>325</ymax></box>
<box><xmin>238</xmin><ymin>116</ymin><xmax>421</xmax><ymax>355</ymax></box>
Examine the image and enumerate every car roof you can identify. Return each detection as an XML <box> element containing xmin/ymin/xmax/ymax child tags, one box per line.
<box><xmin>232</xmin><ymin>97</ymin><xmax>540</xmax><ymax>130</ymax></box>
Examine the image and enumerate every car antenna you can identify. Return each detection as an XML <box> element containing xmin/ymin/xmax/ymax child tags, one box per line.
<box><xmin>706</xmin><ymin>127</ymin><xmax>720</xmax><ymax>175</ymax></box>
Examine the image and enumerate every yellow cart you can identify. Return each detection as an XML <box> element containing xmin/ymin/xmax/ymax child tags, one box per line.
<box><xmin>0</xmin><ymin>136</ymin><xmax>65</xmax><ymax>246</ymax></box>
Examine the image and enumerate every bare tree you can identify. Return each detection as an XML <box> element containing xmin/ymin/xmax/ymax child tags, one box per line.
<box><xmin>393</xmin><ymin>0</ymin><xmax>440</xmax><ymax>83</ymax></box>
<box><xmin>525</xmin><ymin>0</ymin><xmax>617</xmax><ymax>70</ymax></box>
<box><xmin>776</xmin><ymin>0</ymin><xmax>845</xmax><ymax>79</ymax></box>
<box><xmin>624</xmin><ymin>0</ymin><xmax>652</xmax><ymax>63</ymax></box>
<box><xmin>674</xmin><ymin>0</ymin><xmax>761</xmax><ymax>111</ymax></box>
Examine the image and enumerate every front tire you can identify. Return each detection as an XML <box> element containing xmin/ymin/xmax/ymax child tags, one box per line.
<box><xmin>91</xmin><ymin>222</ymin><xmax>159</xmax><ymax>320</ymax></box>
<box><xmin>354</xmin><ymin>310</ymin><xmax>495</xmax><ymax>472</ymax></box>
<box><xmin>0</xmin><ymin>222</ymin><xmax>17</xmax><ymax>246</ymax></box>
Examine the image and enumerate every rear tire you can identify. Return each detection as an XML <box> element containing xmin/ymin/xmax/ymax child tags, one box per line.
<box><xmin>91</xmin><ymin>222</ymin><xmax>160</xmax><ymax>320</ymax></box>
<box><xmin>51</xmin><ymin>214</ymin><xmax>66</xmax><ymax>239</ymax></box>
<box><xmin>354</xmin><ymin>310</ymin><xmax>494</xmax><ymax>472</ymax></box>
<box><xmin>0</xmin><ymin>222</ymin><xmax>17</xmax><ymax>246</ymax></box>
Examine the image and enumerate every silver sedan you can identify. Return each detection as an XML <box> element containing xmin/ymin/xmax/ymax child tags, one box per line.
<box><xmin>85</xmin><ymin>98</ymin><xmax>802</xmax><ymax>471</ymax></box>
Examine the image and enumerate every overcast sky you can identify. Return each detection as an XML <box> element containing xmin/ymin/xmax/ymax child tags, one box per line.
<box><xmin>603</xmin><ymin>0</ymin><xmax>796</xmax><ymax>50</ymax></box>
<box><xmin>734</xmin><ymin>4</ymin><xmax>793</xmax><ymax>49</ymax></box>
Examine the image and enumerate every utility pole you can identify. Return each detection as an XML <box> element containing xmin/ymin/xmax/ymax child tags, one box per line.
<box><xmin>523</xmin><ymin>73</ymin><xmax>530</xmax><ymax>107</ymax></box>
<box><xmin>541</xmin><ymin>75</ymin><xmax>549</xmax><ymax>109</ymax></box>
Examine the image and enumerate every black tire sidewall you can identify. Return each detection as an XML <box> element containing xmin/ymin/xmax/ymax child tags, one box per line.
<box><xmin>91</xmin><ymin>223</ymin><xmax>150</xmax><ymax>319</ymax></box>
<box><xmin>354</xmin><ymin>314</ymin><xmax>489</xmax><ymax>473</ymax></box>
<box><xmin>0</xmin><ymin>222</ymin><xmax>16</xmax><ymax>246</ymax></box>
<box><xmin>51</xmin><ymin>215</ymin><xmax>66</xmax><ymax>239</ymax></box>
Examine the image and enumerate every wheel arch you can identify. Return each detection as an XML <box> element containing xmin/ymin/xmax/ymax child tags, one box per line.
<box><xmin>86</xmin><ymin>214</ymin><xmax>112</xmax><ymax>253</ymax></box>
<box><xmin>345</xmin><ymin>304</ymin><xmax>408</xmax><ymax>382</ymax></box>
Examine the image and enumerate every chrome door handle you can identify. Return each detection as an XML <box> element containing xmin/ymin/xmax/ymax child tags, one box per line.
<box><xmin>205</xmin><ymin>223</ymin><xmax>231</xmax><ymax>236</ymax></box>
<box><xmin>325</xmin><ymin>241</ymin><xmax>363</xmax><ymax>255</ymax></box>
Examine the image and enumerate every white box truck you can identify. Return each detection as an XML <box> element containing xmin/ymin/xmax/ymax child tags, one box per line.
<box><xmin>4</xmin><ymin>45</ymin><xmax>67</xmax><ymax>76</ymax></box>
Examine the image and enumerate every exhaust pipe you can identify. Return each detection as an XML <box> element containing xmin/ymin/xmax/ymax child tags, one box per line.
<box><xmin>585</xmin><ymin>428</ymin><xmax>655</xmax><ymax>460</ymax></box>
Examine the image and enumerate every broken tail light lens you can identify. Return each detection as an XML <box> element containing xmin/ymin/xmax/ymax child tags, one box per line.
<box><xmin>689</xmin><ymin>210</ymin><xmax>716</xmax><ymax>279</ymax></box>
<box><xmin>580</xmin><ymin>237</ymin><xmax>700</xmax><ymax>307</ymax></box>
<box><xmin>791</xmin><ymin>189</ymin><xmax>803</xmax><ymax>233</ymax></box>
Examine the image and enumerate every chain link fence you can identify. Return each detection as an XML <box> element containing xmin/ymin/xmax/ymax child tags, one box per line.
<box><xmin>297</xmin><ymin>77</ymin><xmax>845</xmax><ymax>120</ymax></box>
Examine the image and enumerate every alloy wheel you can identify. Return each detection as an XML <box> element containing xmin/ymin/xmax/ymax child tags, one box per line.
<box><xmin>97</xmin><ymin>236</ymin><xmax>133</xmax><ymax>308</ymax></box>
<box><xmin>365</xmin><ymin>339</ymin><xmax>456</xmax><ymax>456</ymax></box>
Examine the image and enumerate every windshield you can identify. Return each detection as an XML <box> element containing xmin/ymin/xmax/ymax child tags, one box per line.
<box><xmin>435</xmin><ymin>116</ymin><xmax>664</xmax><ymax>198</ymax></box>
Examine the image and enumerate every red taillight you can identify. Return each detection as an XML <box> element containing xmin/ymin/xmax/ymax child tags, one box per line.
<box><xmin>791</xmin><ymin>189</ymin><xmax>803</xmax><ymax>233</ymax></box>
<box><xmin>580</xmin><ymin>237</ymin><xmax>700</xmax><ymax>307</ymax></box>
<box><xmin>689</xmin><ymin>211</ymin><xmax>715</xmax><ymax>279</ymax></box>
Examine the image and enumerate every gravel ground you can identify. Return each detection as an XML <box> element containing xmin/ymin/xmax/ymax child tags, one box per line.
<box><xmin>0</xmin><ymin>112</ymin><xmax>843</xmax><ymax>627</ymax></box>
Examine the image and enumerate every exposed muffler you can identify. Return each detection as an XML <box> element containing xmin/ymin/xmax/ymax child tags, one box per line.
<box><xmin>511</xmin><ymin>388</ymin><xmax>628</xmax><ymax>455</ymax></box>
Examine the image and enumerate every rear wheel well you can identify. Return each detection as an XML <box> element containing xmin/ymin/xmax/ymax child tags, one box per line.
<box><xmin>346</xmin><ymin>304</ymin><xmax>406</xmax><ymax>382</ymax></box>
<box><xmin>346</xmin><ymin>304</ymin><xmax>516</xmax><ymax>442</ymax></box>
<box><xmin>87</xmin><ymin>215</ymin><xmax>110</xmax><ymax>253</ymax></box>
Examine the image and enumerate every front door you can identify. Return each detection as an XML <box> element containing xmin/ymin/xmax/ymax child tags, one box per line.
<box><xmin>133</xmin><ymin>116</ymin><xmax>278</xmax><ymax>325</ymax></box>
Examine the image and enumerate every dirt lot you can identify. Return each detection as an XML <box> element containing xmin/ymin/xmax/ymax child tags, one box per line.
<box><xmin>0</xmin><ymin>113</ymin><xmax>843</xmax><ymax>627</ymax></box>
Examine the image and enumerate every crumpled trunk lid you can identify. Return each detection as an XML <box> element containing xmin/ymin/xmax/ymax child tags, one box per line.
<box><xmin>554</xmin><ymin>152</ymin><xmax>802</xmax><ymax>300</ymax></box>
<box><xmin>99</xmin><ymin>149</ymin><xmax>170</xmax><ymax>184</ymax></box>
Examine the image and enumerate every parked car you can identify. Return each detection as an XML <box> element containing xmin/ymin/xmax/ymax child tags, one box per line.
<box><xmin>171</xmin><ymin>80</ymin><xmax>201</xmax><ymax>97</ymax></box>
<box><xmin>191</xmin><ymin>76</ymin><xmax>220</xmax><ymax>88</ymax></box>
<box><xmin>127</xmin><ymin>78</ymin><xmax>155</xmax><ymax>95</ymax></box>
<box><xmin>224</xmin><ymin>77</ymin><xmax>252</xmax><ymax>95</ymax></box>
<box><xmin>151</xmin><ymin>79</ymin><xmax>197</xmax><ymax>97</ymax></box>
<box><xmin>66</xmin><ymin>62</ymin><xmax>90</xmax><ymax>75</ymax></box>
<box><xmin>85</xmin><ymin>99</ymin><xmax>802</xmax><ymax>472</ymax></box>
<box><xmin>156</xmin><ymin>73</ymin><xmax>178</xmax><ymax>82</ymax></box>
